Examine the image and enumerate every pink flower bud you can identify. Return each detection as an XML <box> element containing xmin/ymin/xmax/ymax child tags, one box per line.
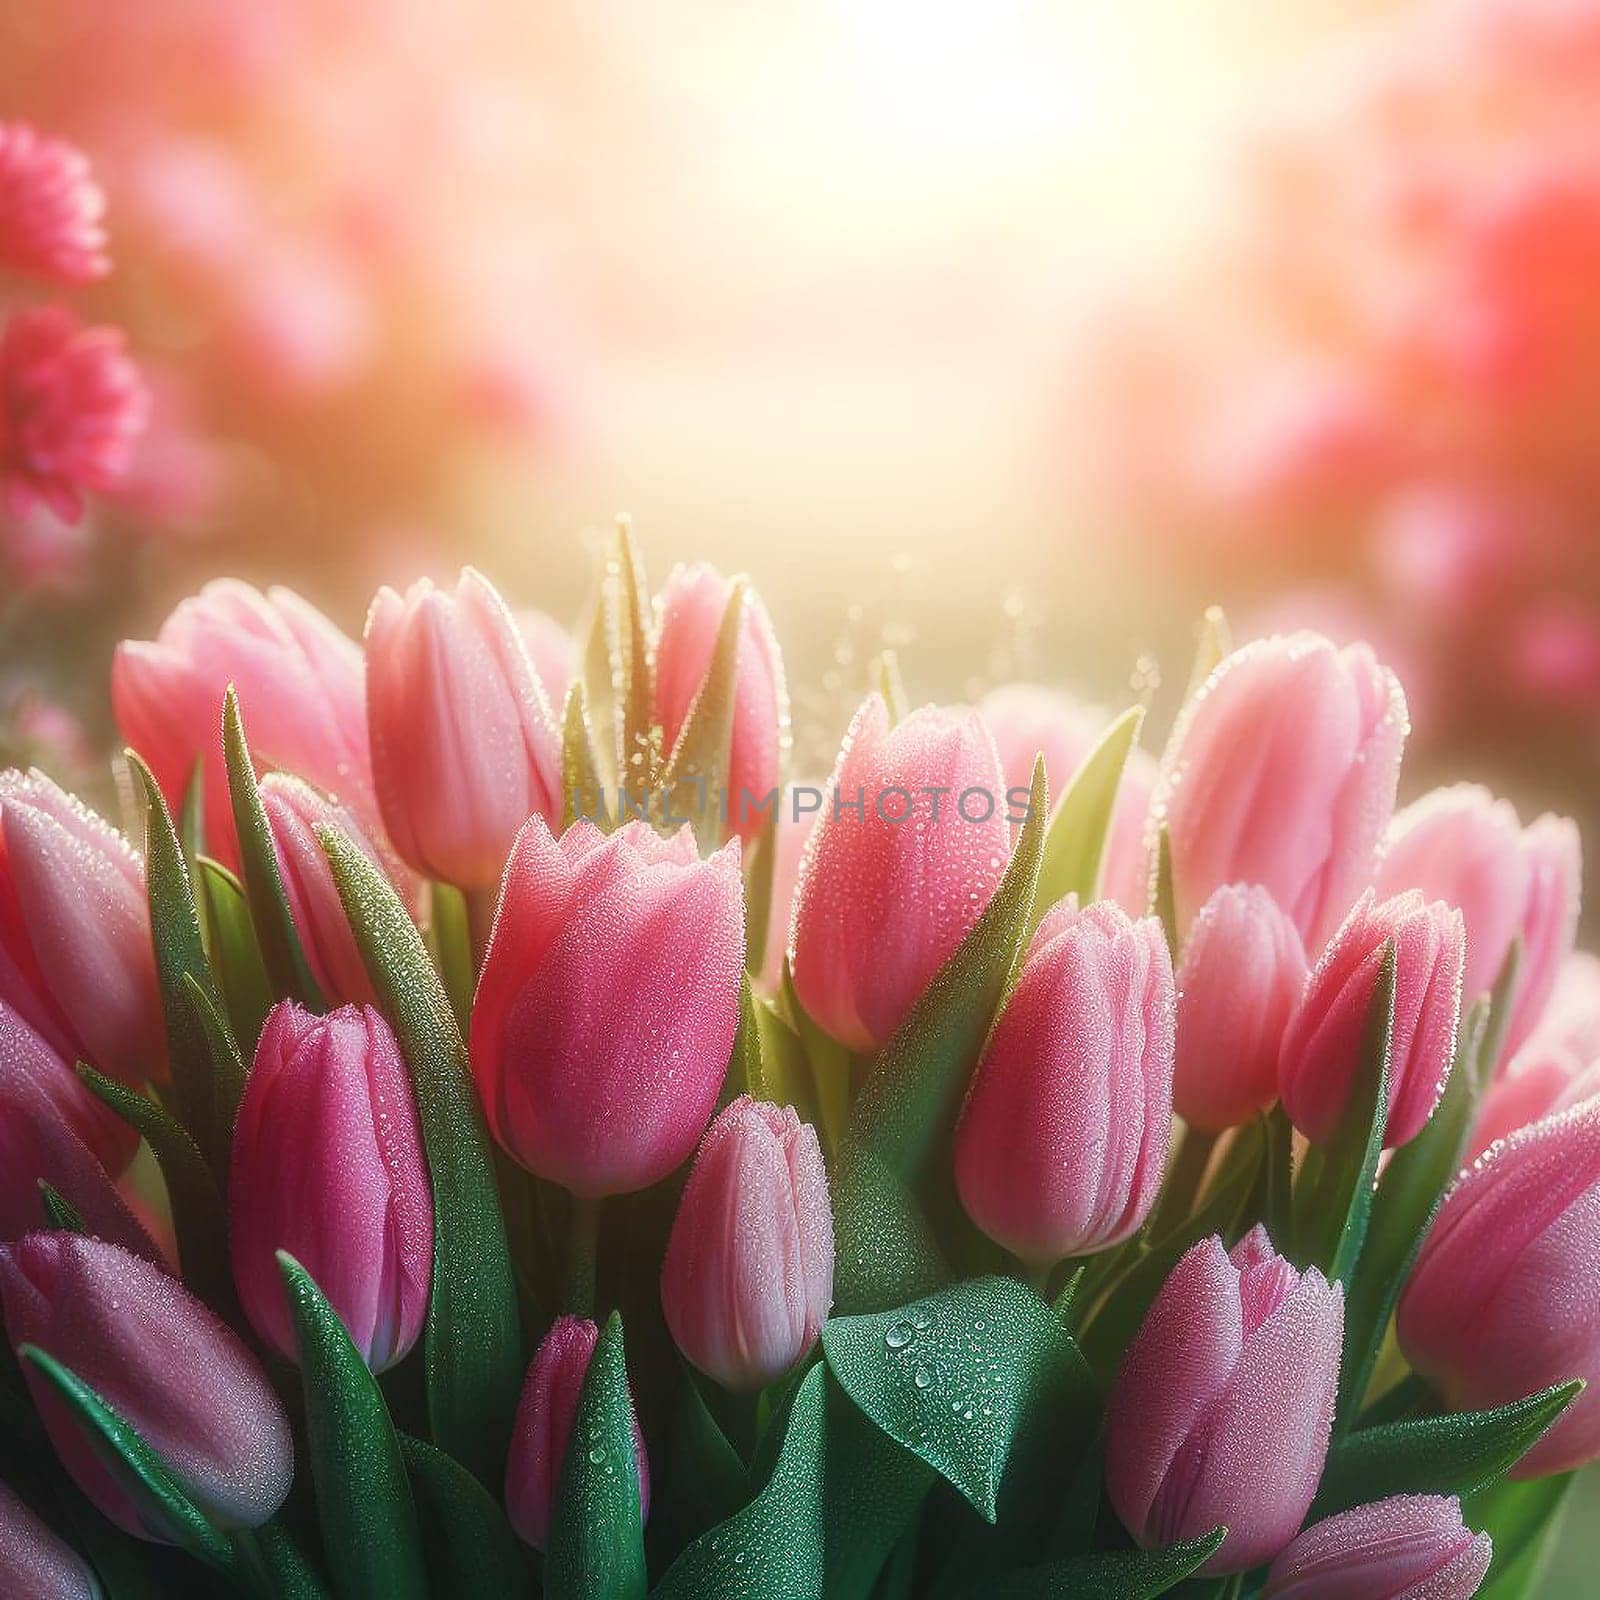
<box><xmin>759</xmin><ymin>783</ymin><xmax>822</xmax><ymax>992</ymax></box>
<box><xmin>1264</xmin><ymin>1495</ymin><xmax>1491</xmax><ymax>1599</ymax></box>
<box><xmin>1174</xmin><ymin>885</ymin><xmax>1308</xmax><ymax>1132</ymax></box>
<box><xmin>0</xmin><ymin>771</ymin><xmax>164</xmax><ymax>1085</ymax></box>
<box><xmin>113</xmin><ymin>580</ymin><xmax>374</xmax><ymax>872</ymax></box>
<box><xmin>505</xmin><ymin>1315</ymin><xmax>649</xmax><ymax>1551</ymax></box>
<box><xmin>0</xmin><ymin>1478</ymin><xmax>102</xmax><ymax>1600</ymax></box>
<box><xmin>1153</xmin><ymin>633</ymin><xmax>1407</xmax><ymax>954</ymax></box>
<box><xmin>652</xmin><ymin>564</ymin><xmax>788</xmax><ymax>845</ymax></box>
<box><xmin>954</xmin><ymin>902</ymin><xmax>1175</xmax><ymax>1263</ymax></box>
<box><xmin>366</xmin><ymin>568</ymin><xmax>561</xmax><ymax>889</ymax></box>
<box><xmin>1106</xmin><ymin>1228</ymin><xmax>1344</xmax><ymax>1575</ymax></box>
<box><xmin>471</xmin><ymin>818</ymin><xmax>743</xmax><ymax>1198</ymax></box>
<box><xmin>789</xmin><ymin>695</ymin><xmax>1012</xmax><ymax>1054</ymax></box>
<box><xmin>230</xmin><ymin>1002</ymin><xmax>432</xmax><ymax>1372</ymax></box>
<box><xmin>1399</xmin><ymin>1099</ymin><xmax>1600</xmax><ymax>1477</ymax></box>
<box><xmin>661</xmin><ymin>1097</ymin><xmax>833</xmax><ymax>1390</ymax></box>
<box><xmin>1500</xmin><ymin>814</ymin><xmax>1581</xmax><ymax>1063</ymax></box>
<box><xmin>0</xmin><ymin>1233</ymin><xmax>293</xmax><ymax>1539</ymax></box>
<box><xmin>1279</xmin><ymin>891</ymin><xmax>1465</xmax><ymax>1149</ymax></box>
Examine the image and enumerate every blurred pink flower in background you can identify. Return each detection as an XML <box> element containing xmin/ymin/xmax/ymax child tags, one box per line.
<box><xmin>0</xmin><ymin>122</ymin><xmax>107</xmax><ymax>286</ymax></box>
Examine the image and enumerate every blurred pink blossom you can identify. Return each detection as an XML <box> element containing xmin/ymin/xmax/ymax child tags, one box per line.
<box><xmin>0</xmin><ymin>122</ymin><xmax>108</xmax><ymax>285</ymax></box>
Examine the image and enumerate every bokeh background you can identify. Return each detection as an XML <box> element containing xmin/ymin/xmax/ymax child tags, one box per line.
<box><xmin>3</xmin><ymin>0</ymin><xmax>1599</xmax><ymax>1577</ymax></box>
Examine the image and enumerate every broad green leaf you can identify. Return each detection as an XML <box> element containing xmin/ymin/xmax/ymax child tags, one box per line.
<box><xmin>280</xmin><ymin>1253</ymin><xmax>426</xmax><ymax>1599</ymax></box>
<box><xmin>318</xmin><ymin>823</ymin><xmax>521</xmax><ymax>1484</ymax></box>
<box><xmin>1468</xmin><ymin>1470</ymin><xmax>1575</xmax><ymax>1599</ymax></box>
<box><xmin>653</xmin><ymin>1362</ymin><xmax>827</xmax><ymax>1600</ymax></box>
<box><xmin>398</xmin><ymin>1432</ymin><xmax>528</xmax><ymax>1597</ymax></box>
<box><xmin>562</xmin><ymin>679</ymin><xmax>607</xmax><ymax>831</ymax></box>
<box><xmin>546</xmin><ymin>1311</ymin><xmax>648</xmax><ymax>1600</ymax></box>
<box><xmin>958</xmin><ymin>1528</ymin><xmax>1226</xmax><ymax>1599</ymax></box>
<box><xmin>38</xmin><ymin>1180</ymin><xmax>83</xmax><ymax>1233</ymax></box>
<box><xmin>821</xmin><ymin>1276</ymin><xmax>1098</xmax><ymax>1524</ymax></box>
<box><xmin>197</xmin><ymin>857</ymin><xmax>274</xmax><ymax>1050</ymax></box>
<box><xmin>1312</xmin><ymin>1381</ymin><xmax>1582</xmax><ymax>1519</ymax></box>
<box><xmin>653</xmin><ymin>1360</ymin><xmax>750</xmax><ymax>1556</ymax></box>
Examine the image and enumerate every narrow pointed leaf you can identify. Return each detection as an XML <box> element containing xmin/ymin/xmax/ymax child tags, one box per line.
<box><xmin>398</xmin><ymin>1432</ymin><xmax>529</xmax><ymax>1596</ymax></box>
<box><xmin>960</xmin><ymin>1528</ymin><xmax>1226</xmax><ymax>1599</ymax></box>
<box><xmin>196</xmin><ymin>857</ymin><xmax>274</xmax><ymax>1051</ymax></box>
<box><xmin>875</xmin><ymin>650</ymin><xmax>910</xmax><ymax>725</ymax></box>
<box><xmin>581</xmin><ymin>589</ymin><xmax>621</xmax><ymax>784</ymax></box>
<box><xmin>613</xmin><ymin>516</ymin><xmax>655</xmax><ymax>761</ymax></box>
<box><xmin>179</xmin><ymin>760</ymin><xmax>206</xmax><ymax>892</ymax></box>
<box><xmin>1151</xmin><ymin>827</ymin><xmax>1177</xmax><ymax>955</ymax></box>
<box><xmin>660</xmin><ymin>579</ymin><xmax>747</xmax><ymax>849</ymax></box>
<box><xmin>562</xmin><ymin>680</ymin><xmax>607</xmax><ymax>831</ymax></box>
<box><xmin>38</xmin><ymin>1181</ymin><xmax>84</xmax><ymax>1233</ymax></box>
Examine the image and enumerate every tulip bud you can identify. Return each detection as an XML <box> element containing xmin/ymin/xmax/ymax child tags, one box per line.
<box><xmin>652</xmin><ymin>564</ymin><xmax>788</xmax><ymax>845</ymax></box>
<box><xmin>1399</xmin><ymin>1099</ymin><xmax>1600</xmax><ymax>1476</ymax></box>
<box><xmin>1264</xmin><ymin>1495</ymin><xmax>1491</xmax><ymax>1600</ymax></box>
<box><xmin>113</xmin><ymin>579</ymin><xmax>374</xmax><ymax>871</ymax></box>
<box><xmin>1106</xmin><ymin>1227</ymin><xmax>1344</xmax><ymax>1575</ymax></box>
<box><xmin>230</xmin><ymin>1002</ymin><xmax>432</xmax><ymax>1372</ymax></box>
<box><xmin>1279</xmin><ymin>891</ymin><xmax>1465</xmax><ymax>1149</ymax></box>
<box><xmin>1173</xmin><ymin>884</ymin><xmax>1308</xmax><ymax>1131</ymax></box>
<box><xmin>471</xmin><ymin>817</ymin><xmax>743</xmax><ymax>1197</ymax></box>
<box><xmin>1153</xmin><ymin>633</ymin><xmax>1407</xmax><ymax>953</ymax></box>
<box><xmin>790</xmin><ymin>695</ymin><xmax>1012</xmax><ymax>1055</ymax></box>
<box><xmin>0</xmin><ymin>770</ymin><xmax>164</xmax><ymax>1084</ymax></box>
<box><xmin>366</xmin><ymin>567</ymin><xmax>562</xmax><ymax>889</ymax></box>
<box><xmin>759</xmin><ymin>783</ymin><xmax>822</xmax><ymax>992</ymax></box>
<box><xmin>505</xmin><ymin>1315</ymin><xmax>649</xmax><ymax>1551</ymax></box>
<box><xmin>0</xmin><ymin>1233</ymin><xmax>293</xmax><ymax>1538</ymax></box>
<box><xmin>954</xmin><ymin>902</ymin><xmax>1175</xmax><ymax>1263</ymax></box>
<box><xmin>661</xmin><ymin>1097</ymin><xmax>833</xmax><ymax>1390</ymax></box>
<box><xmin>0</xmin><ymin>1478</ymin><xmax>102</xmax><ymax>1600</ymax></box>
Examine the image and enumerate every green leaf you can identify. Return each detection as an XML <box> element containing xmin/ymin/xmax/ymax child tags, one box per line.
<box><xmin>613</xmin><ymin>516</ymin><xmax>656</xmax><ymax>769</ymax></box>
<box><xmin>318</xmin><ymin>824</ymin><xmax>521</xmax><ymax>1484</ymax></box>
<box><xmin>546</xmin><ymin>1311</ymin><xmax>648</xmax><ymax>1600</ymax></box>
<box><xmin>244</xmin><ymin>1523</ymin><xmax>332</xmax><ymax>1598</ymax></box>
<box><xmin>38</xmin><ymin>1180</ymin><xmax>84</xmax><ymax>1232</ymax></box>
<box><xmin>875</xmin><ymin>649</ymin><xmax>910</xmax><ymax>725</ymax></box>
<box><xmin>279</xmin><ymin>1252</ymin><xmax>427</xmax><ymax>1600</ymax></box>
<box><xmin>654</xmin><ymin>1360</ymin><xmax>750</xmax><ymax>1554</ymax></box>
<box><xmin>1030</xmin><ymin>704</ymin><xmax>1145</xmax><ymax>934</ymax></box>
<box><xmin>562</xmin><ymin>679</ymin><xmax>608</xmax><ymax>831</ymax></box>
<box><xmin>398</xmin><ymin>1432</ymin><xmax>529</xmax><ymax>1596</ymax></box>
<box><xmin>426</xmin><ymin>882</ymin><xmax>475</xmax><ymax>1038</ymax></box>
<box><xmin>1468</xmin><ymin>1470</ymin><xmax>1575</xmax><ymax>1599</ymax></box>
<box><xmin>1312</xmin><ymin>1381</ymin><xmax>1582</xmax><ymax>1519</ymax></box>
<box><xmin>822</xmin><ymin>1276</ymin><xmax>1098</xmax><ymax>1524</ymax></box>
<box><xmin>1151</xmin><ymin>828</ymin><xmax>1177</xmax><ymax>956</ymax></box>
<box><xmin>179</xmin><ymin>759</ymin><xmax>206</xmax><ymax>890</ymax></box>
<box><xmin>653</xmin><ymin>1362</ymin><xmax>827</xmax><ymax>1600</ymax></box>
<box><xmin>958</xmin><ymin>1528</ymin><xmax>1226</xmax><ymax>1599</ymax></box>
<box><xmin>727</xmin><ymin>975</ymin><xmax>819</xmax><ymax>1128</ymax></box>
<box><xmin>196</xmin><ymin>857</ymin><xmax>274</xmax><ymax>1051</ymax></box>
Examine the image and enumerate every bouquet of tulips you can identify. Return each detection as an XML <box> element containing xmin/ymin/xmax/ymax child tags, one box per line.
<box><xmin>0</xmin><ymin>526</ymin><xmax>1594</xmax><ymax>1600</ymax></box>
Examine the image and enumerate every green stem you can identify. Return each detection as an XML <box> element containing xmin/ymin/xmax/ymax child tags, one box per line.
<box><xmin>1151</xmin><ymin>1124</ymin><xmax>1220</xmax><ymax>1236</ymax></box>
<box><xmin>563</xmin><ymin>1195</ymin><xmax>601</xmax><ymax>1317</ymax></box>
<box><xmin>465</xmin><ymin>885</ymin><xmax>500</xmax><ymax>966</ymax></box>
<box><xmin>429</xmin><ymin>882</ymin><xmax>475</xmax><ymax>1036</ymax></box>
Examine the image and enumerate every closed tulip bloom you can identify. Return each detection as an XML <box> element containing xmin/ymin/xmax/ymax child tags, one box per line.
<box><xmin>1399</xmin><ymin>1100</ymin><xmax>1600</xmax><ymax>1477</ymax></box>
<box><xmin>472</xmin><ymin>817</ymin><xmax>743</xmax><ymax>1197</ymax></box>
<box><xmin>505</xmin><ymin>1315</ymin><xmax>649</xmax><ymax>1551</ymax></box>
<box><xmin>954</xmin><ymin>902</ymin><xmax>1175</xmax><ymax>1263</ymax></box>
<box><xmin>653</xmin><ymin>564</ymin><xmax>788</xmax><ymax>845</ymax></box>
<box><xmin>0</xmin><ymin>1233</ymin><xmax>293</xmax><ymax>1538</ymax></box>
<box><xmin>661</xmin><ymin>1097</ymin><xmax>833</xmax><ymax>1390</ymax></box>
<box><xmin>1500</xmin><ymin>814</ymin><xmax>1581</xmax><ymax>1063</ymax></box>
<box><xmin>1280</xmin><ymin>891</ymin><xmax>1465</xmax><ymax>1149</ymax></box>
<box><xmin>1107</xmin><ymin>1228</ymin><xmax>1344</xmax><ymax>1575</ymax></box>
<box><xmin>230</xmin><ymin>1002</ymin><xmax>432</xmax><ymax>1372</ymax></box>
<box><xmin>0</xmin><ymin>770</ymin><xmax>164</xmax><ymax>1084</ymax></box>
<box><xmin>1265</xmin><ymin>1495</ymin><xmax>1491</xmax><ymax>1600</ymax></box>
<box><xmin>1174</xmin><ymin>884</ymin><xmax>1308</xmax><ymax>1131</ymax></box>
<box><xmin>1154</xmin><ymin>633</ymin><xmax>1407</xmax><ymax>953</ymax></box>
<box><xmin>367</xmin><ymin>567</ymin><xmax>561</xmax><ymax>889</ymax></box>
<box><xmin>113</xmin><ymin>580</ymin><xmax>373</xmax><ymax>871</ymax></box>
<box><xmin>790</xmin><ymin>695</ymin><xmax>1011</xmax><ymax>1055</ymax></box>
<box><xmin>0</xmin><ymin>1478</ymin><xmax>102</xmax><ymax>1600</ymax></box>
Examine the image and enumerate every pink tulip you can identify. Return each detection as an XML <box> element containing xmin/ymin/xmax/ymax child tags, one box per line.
<box><xmin>1470</xmin><ymin>1035</ymin><xmax>1600</xmax><ymax>1159</ymax></box>
<box><xmin>954</xmin><ymin>901</ymin><xmax>1175</xmax><ymax>1263</ymax></box>
<box><xmin>1154</xmin><ymin>633</ymin><xmax>1407</xmax><ymax>953</ymax></box>
<box><xmin>0</xmin><ymin>770</ymin><xmax>164</xmax><ymax>1085</ymax></box>
<box><xmin>661</xmin><ymin>1097</ymin><xmax>833</xmax><ymax>1390</ymax></box>
<box><xmin>1499</xmin><ymin>814</ymin><xmax>1581</xmax><ymax>1063</ymax></box>
<box><xmin>505</xmin><ymin>1315</ymin><xmax>649</xmax><ymax>1551</ymax></box>
<box><xmin>516</xmin><ymin>607</ymin><xmax>575</xmax><ymax>711</ymax></box>
<box><xmin>0</xmin><ymin>1233</ymin><xmax>293</xmax><ymax>1539</ymax></box>
<box><xmin>471</xmin><ymin>818</ymin><xmax>743</xmax><ymax>1198</ymax></box>
<box><xmin>366</xmin><ymin>567</ymin><xmax>561</xmax><ymax>889</ymax></box>
<box><xmin>760</xmin><ymin>783</ymin><xmax>822</xmax><ymax>992</ymax></box>
<box><xmin>230</xmin><ymin>1002</ymin><xmax>432</xmax><ymax>1372</ymax></box>
<box><xmin>1279</xmin><ymin>891</ymin><xmax>1466</xmax><ymax>1149</ymax></box>
<box><xmin>113</xmin><ymin>580</ymin><xmax>374</xmax><ymax>872</ymax></box>
<box><xmin>790</xmin><ymin>695</ymin><xmax>1012</xmax><ymax>1055</ymax></box>
<box><xmin>1106</xmin><ymin>1227</ymin><xmax>1344</xmax><ymax>1575</ymax></box>
<box><xmin>1174</xmin><ymin>884</ymin><xmax>1308</xmax><ymax>1131</ymax></box>
<box><xmin>1102</xmin><ymin>746</ymin><xmax>1158</xmax><ymax>916</ymax></box>
<box><xmin>1265</xmin><ymin>1494</ymin><xmax>1491</xmax><ymax>1599</ymax></box>
<box><xmin>1399</xmin><ymin>1099</ymin><xmax>1600</xmax><ymax>1476</ymax></box>
<box><xmin>0</xmin><ymin>122</ymin><xmax>108</xmax><ymax>286</ymax></box>
<box><xmin>652</xmin><ymin>564</ymin><xmax>788</xmax><ymax>845</ymax></box>
<box><xmin>0</xmin><ymin>1478</ymin><xmax>102</xmax><ymax>1600</ymax></box>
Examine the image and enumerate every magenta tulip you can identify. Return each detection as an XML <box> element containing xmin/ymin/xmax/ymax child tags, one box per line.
<box><xmin>0</xmin><ymin>770</ymin><xmax>164</xmax><ymax>1084</ymax></box>
<box><xmin>1154</xmin><ymin>633</ymin><xmax>1407</xmax><ymax>953</ymax></box>
<box><xmin>366</xmin><ymin>567</ymin><xmax>562</xmax><ymax>889</ymax></box>
<box><xmin>790</xmin><ymin>694</ymin><xmax>1013</xmax><ymax>1055</ymax></box>
<box><xmin>1279</xmin><ymin>891</ymin><xmax>1466</xmax><ymax>1149</ymax></box>
<box><xmin>1106</xmin><ymin>1227</ymin><xmax>1344</xmax><ymax>1575</ymax></box>
<box><xmin>1400</xmin><ymin>1099</ymin><xmax>1600</xmax><ymax>1476</ymax></box>
<box><xmin>661</xmin><ymin>1097</ymin><xmax>833</xmax><ymax>1390</ymax></box>
<box><xmin>652</xmin><ymin>564</ymin><xmax>788</xmax><ymax>845</ymax></box>
<box><xmin>505</xmin><ymin>1315</ymin><xmax>649</xmax><ymax>1551</ymax></box>
<box><xmin>1173</xmin><ymin>884</ymin><xmax>1308</xmax><ymax>1131</ymax></box>
<box><xmin>471</xmin><ymin>817</ymin><xmax>743</xmax><ymax>1197</ymax></box>
<box><xmin>0</xmin><ymin>1233</ymin><xmax>293</xmax><ymax>1538</ymax></box>
<box><xmin>230</xmin><ymin>1002</ymin><xmax>432</xmax><ymax>1372</ymax></box>
<box><xmin>1265</xmin><ymin>1495</ymin><xmax>1491</xmax><ymax>1599</ymax></box>
<box><xmin>954</xmin><ymin>901</ymin><xmax>1175</xmax><ymax>1263</ymax></box>
<box><xmin>0</xmin><ymin>1478</ymin><xmax>102</xmax><ymax>1600</ymax></box>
